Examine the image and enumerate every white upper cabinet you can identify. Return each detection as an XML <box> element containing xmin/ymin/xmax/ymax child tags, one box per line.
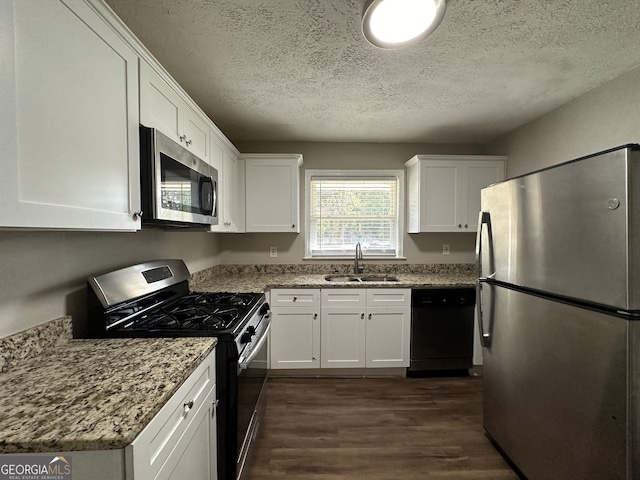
<box><xmin>405</xmin><ymin>155</ymin><xmax>506</xmax><ymax>233</ymax></box>
<box><xmin>0</xmin><ymin>0</ymin><xmax>141</xmax><ymax>230</ymax></box>
<box><xmin>210</xmin><ymin>135</ymin><xmax>244</xmax><ymax>233</ymax></box>
<box><xmin>139</xmin><ymin>60</ymin><xmax>211</xmax><ymax>164</ymax></box>
<box><xmin>243</xmin><ymin>154</ymin><xmax>303</xmax><ymax>233</ymax></box>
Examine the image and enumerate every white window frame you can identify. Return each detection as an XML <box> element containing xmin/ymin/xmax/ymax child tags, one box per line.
<box><xmin>304</xmin><ymin>169</ymin><xmax>405</xmax><ymax>259</ymax></box>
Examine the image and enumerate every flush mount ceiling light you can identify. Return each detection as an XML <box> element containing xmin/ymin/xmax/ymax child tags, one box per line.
<box><xmin>362</xmin><ymin>0</ymin><xmax>446</xmax><ymax>50</ymax></box>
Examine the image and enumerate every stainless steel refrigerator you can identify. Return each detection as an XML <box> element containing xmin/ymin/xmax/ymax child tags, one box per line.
<box><xmin>476</xmin><ymin>144</ymin><xmax>640</xmax><ymax>480</ymax></box>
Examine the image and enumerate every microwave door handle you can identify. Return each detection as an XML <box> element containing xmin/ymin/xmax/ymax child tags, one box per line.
<box><xmin>212</xmin><ymin>179</ymin><xmax>217</xmax><ymax>217</ymax></box>
<box><xmin>199</xmin><ymin>177</ymin><xmax>214</xmax><ymax>215</ymax></box>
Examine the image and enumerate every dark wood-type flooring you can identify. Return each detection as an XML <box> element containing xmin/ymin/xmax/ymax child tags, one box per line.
<box><xmin>244</xmin><ymin>375</ymin><xmax>520</xmax><ymax>480</ymax></box>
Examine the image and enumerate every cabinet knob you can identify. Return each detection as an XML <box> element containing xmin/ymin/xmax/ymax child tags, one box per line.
<box><xmin>132</xmin><ymin>210</ymin><xmax>143</xmax><ymax>220</ymax></box>
<box><xmin>179</xmin><ymin>134</ymin><xmax>187</xmax><ymax>143</ymax></box>
<box><xmin>458</xmin><ymin>224</ymin><xmax>462</xmax><ymax>228</ymax></box>
<box><xmin>293</xmin><ymin>296</ymin><xmax>297</xmax><ymax>302</ymax></box>
<box><xmin>291</xmin><ymin>224</ymin><xmax>295</xmax><ymax>229</ymax></box>
<box><xmin>186</xmin><ymin>139</ymin><xmax>192</xmax><ymax>146</ymax></box>
<box><xmin>183</xmin><ymin>399</ymin><xmax>194</xmax><ymax>413</ymax></box>
<box><xmin>465</xmin><ymin>224</ymin><xmax>468</xmax><ymax>229</ymax></box>
<box><xmin>361</xmin><ymin>313</ymin><xmax>365</xmax><ymax>319</ymax></box>
<box><xmin>368</xmin><ymin>313</ymin><xmax>372</xmax><ymax>320</ymax></box>
<box><xmin>313</xmin><ymin>313</ymin><xmax>318</xmax><ymax>319</ymax></box>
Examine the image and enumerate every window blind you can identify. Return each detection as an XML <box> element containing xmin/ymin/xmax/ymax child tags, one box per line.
<box><xmin>308</xmin><ymin>176</ymin><xmax>399</xmax><ymax>256</ymax></box>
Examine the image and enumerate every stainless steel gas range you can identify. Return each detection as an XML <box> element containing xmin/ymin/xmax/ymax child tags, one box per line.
<box><xmin>84</xmin><ymin>259</ymin><xmax>270</xmax><ymax>480</ymax></box>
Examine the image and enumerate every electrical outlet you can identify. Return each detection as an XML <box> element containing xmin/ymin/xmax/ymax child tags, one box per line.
<box><xmin>442</xmin><ymin>244</ymin><xmax>450</xmax><ymax>256</ymax></box>
<box><xmin>269</xmin><ymin>246</ymin><xmax>278</xmax><ymax>258</ymax></box>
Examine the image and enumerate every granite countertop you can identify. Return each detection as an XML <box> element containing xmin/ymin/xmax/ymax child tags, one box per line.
<box><xmin>0</xmin><ymin>318</ymin><xmax>217</xmax><ymax>454</ymax></box>
<box><xmin>193</xmin><ymin>269</ymin><xmax>477</xmax><ymax>293</ymax></box>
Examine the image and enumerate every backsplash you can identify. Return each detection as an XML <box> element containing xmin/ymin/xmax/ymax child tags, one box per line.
<box><xmin>191</xmin><ymin>263</ymin><xmax>476</xmax><ymax>285</ymax></box>
<box><xmin>0</xmin><ymin>316</ymin><xmax>72</xmax><ymax>372</ymax></box>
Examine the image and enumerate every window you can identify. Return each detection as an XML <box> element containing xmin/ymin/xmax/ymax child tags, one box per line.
<box><xmin>305</xmin><ymin>170</ymin><xmax>404</xmax><ymax>258</ymax></box>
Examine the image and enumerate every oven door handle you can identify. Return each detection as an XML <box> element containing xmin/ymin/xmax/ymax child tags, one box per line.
<box><xmin>238</xmin><ymin>315</ymin><xmax>271</xmax><ymax>371</ymax></box>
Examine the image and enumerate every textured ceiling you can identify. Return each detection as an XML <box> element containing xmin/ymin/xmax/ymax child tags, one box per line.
<box><xmin>105</xmin><ymin>0</ymin><xmax>640</xmax><ymax>144</ymax></box>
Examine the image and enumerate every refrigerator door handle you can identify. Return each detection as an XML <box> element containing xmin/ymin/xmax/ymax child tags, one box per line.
<box><xmin>475</xmin><ymin>211</ymin><xmax>495</xmax><ymax>281</ymax></box>
<box><xmin>476</xmin><ymin>211</ymin><xmax>494</xmax><ymax>347</ymax></box>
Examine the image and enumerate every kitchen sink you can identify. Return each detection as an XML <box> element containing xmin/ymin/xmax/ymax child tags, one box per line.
<box><xmin>358</xmin><ymin>275</ymin><xmax>399</xmax><ymax>282</ymax></box>
<box><xmin>324</xmin><ymin>274</ymin><xmax>399</xmax><ymax>282</ymax></box>
<box><xmin>324</xmin><ymin>275</ymin><xmax>361</xmax><ymax>282</ymax></box>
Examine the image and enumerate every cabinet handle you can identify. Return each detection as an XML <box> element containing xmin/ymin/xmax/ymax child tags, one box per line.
<box><xmin>183</xmin><ymin>399</ymin><xmax>194</xmax><ymax>413</ymax></box>
<box><xmin>179</xmin><ymin>134</ymin><xmax>187</xmax><ymax>143</ymax></box>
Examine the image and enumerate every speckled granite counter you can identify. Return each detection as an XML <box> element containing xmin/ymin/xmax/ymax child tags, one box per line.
<box><xmin>0</xmin><ymin>317</ymin><xmax>217</xmax><ymax>453</ymax></box>
<box><xmin>191</xmin><ymin>264</ymin><xmax>477</xmax><ymax>293</ymax></box>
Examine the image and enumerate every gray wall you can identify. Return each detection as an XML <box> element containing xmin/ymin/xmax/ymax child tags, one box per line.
<box><xmin>0</xmin><ymin>230</ymin><xmax>220</xmax><ymax>338</ymax></box>
<box><xmin>491</xmin><ymin>66</ymin><xmax>640</xmax><ymax>176</ymax></box>
<box><xmin>222</xmin><ymin>141</ymin><xmax>486</xmax><ymax>265</ymax></box>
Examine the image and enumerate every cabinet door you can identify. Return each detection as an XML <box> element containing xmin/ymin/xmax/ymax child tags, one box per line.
<box><xmin>140</xmin><ymin>61</ymin><xmax>211</xmax><ymax>163</ymax></box>
<box><xmin>162</xmin><ymin>399</ymin><xmax>217</xmax><ymax>480</ymax></box>
<box><xmin>181</xmin><ymin>106</ymin><xmax>211</xmax><ymax>163</ymax></box>
<box><xmin>419</xmin><ymin>161</ymin><xmax>462</xmax><ymax>232</ymax></box>
<box><xmin>222</xmin><ymin>150</ymin><xmax>240</xmax><ymax>231</ymax></box>
<box><xmin>270</xmin><ymin>307</ymin><xmax>320</xmax><ymax>369</ymax></box>
<box><xmin>365</xmin><ymin>306</ymin><xmax>411</xmax><ymax>368</ymax></box>
<box><xmin>1</xmin><ymin>0</ymin><xmax>140</xmax><ymax>230</ymax></box>
<box><xmin>321</xmin><ymin>308</ymin><xmax>366</xmax><ymax>368</ymax></box>
<box><xmin>209</xmin><ymin>144</ymin><xmax>242</xmax><ymax>232</ymax></box>
<box><xmin>244</xmin><ymin>155</ymin><xmax>302</xmax><ymax>232</ymax></box>
<box><xmin>140</xmin><ymin>60</ymin><xmax>182</xmax><ymax>145</ymax></box>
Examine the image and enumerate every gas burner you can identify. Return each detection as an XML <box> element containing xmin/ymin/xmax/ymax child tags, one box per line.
<box><xmin>155</xmin><ymin>314</ymin><xmax>179</xmax><ymax>328</ymax></box>
<box><xmin>209</xmin><ymin>293</ymin><xmax>255</xmax><ymax>307</ymax></box>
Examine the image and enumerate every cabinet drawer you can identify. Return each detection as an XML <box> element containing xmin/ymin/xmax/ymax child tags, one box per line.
<box><xmin>322</xmin><ymin>289</ymin><xmax>366</xmax><ymax>306</ymax></box>
<box><xmin>128</xmin><ymin>349</ymin><xmax>216</xmax><ymax>480</ymax></box>
<box><xmin>367</xmin><ymin>288</ymin><xmax>411</xmax><ymax>306</ymax></box>
<box><xmin>270</xmin><ymin>288</ymin><xmax>320</xmax><ymax>307</ymax></box>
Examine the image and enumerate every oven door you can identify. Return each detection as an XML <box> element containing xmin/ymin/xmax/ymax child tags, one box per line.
<box><xmin>236</xmin><ymin>313</ymin><xmax>270</xmax><ymax>480</ymax></box>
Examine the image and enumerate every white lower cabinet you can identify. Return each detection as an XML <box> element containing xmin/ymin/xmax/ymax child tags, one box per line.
<box><xmin>322</xmin><ymin>289</ymin><xmax>411</xmax><ymax>369</ymax></box>
<box><xmin>127</xmin><ymin>349</ymin><xmax>217</xmax><ymax>480</ymax></box>
<box><xmin>270</xmin><ymin>288</ymin><xmax>411</xmax><ymax>370</ymax></box>
<box><xmin>270</xmin><ymin>289</ymin><xmax>321</xmax><ymax>369</ymax></box>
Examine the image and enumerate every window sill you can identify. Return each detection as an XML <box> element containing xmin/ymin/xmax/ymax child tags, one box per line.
<box><xmin>302</xmin><ymin>256</ymin><xmax>407</xmax><ymax>261</ymax></box>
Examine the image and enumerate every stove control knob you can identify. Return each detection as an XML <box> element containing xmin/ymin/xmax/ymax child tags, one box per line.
<box><xmin>241</xmin><ymin>326</ymin><xmax>256</xmax><ymax>344</ymax></box>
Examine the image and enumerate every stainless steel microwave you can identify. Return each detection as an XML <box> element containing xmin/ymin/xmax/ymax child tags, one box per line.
<box><xmin>140</xmin><ymin>125</ymin><xmax>218</xmax><ymax>228</ymax></box>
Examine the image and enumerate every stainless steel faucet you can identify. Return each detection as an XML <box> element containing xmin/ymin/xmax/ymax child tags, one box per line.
<box><xmin>354</xmin><ymin>242</ymin><xmax>364</xmax><ymax>274</ymax></box>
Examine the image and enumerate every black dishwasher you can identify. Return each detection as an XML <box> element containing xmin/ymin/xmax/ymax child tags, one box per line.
<box><xmin>409</xmin><ymin>288</ymin><xmax>476</xmax><ymax>373</ymax></box>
